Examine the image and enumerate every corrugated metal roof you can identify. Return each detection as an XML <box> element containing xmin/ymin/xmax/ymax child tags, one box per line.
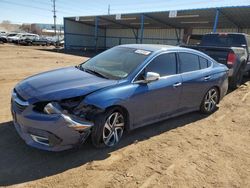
<box><xmin>65</xmin><ymin>6</ymin><xmax>250</xmax><ymax>29</ymax></box>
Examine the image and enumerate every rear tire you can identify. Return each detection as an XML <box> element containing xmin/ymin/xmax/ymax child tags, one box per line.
<box><xmin>91</xmin><ymin>108</ymin><xmax>125</xmax><ymax>148</ymax></box>
<box><xmin>247</xmin><ymin>71</ymin><xmax>250</xmax><ymax>78</ymax></box>
<box><xmin>229</xmin><ymin>65</ymin><xmax>244</xmax><ymax>89</ymax></box>
<box><xmin>200</xmin><ymin>87</ymin><xmax>219</xmax><ymax>114</ymax></box>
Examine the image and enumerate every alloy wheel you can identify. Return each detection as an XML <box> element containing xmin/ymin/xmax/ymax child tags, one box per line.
<box><xmin>103</xmin><ymin>112</ymin><xmax>124</xmax><ymax>147</ymax></box>
<box><xmin>204</xmin><ymin>88</ymin><xmax>218</xmax><ymax>112</ymax></box>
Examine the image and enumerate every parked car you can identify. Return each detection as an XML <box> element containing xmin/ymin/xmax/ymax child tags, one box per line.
<box><xmin>20</xmin><ymin>36</ymin><xmax>49</xmax><ymax>46</ymax></box>
<box><xmin>48</xmin><ymin>38</ymin><xmax>64</xmax><ymax>47</ymax></box>
<box><xmin>0</xmin><ymin>35</ymin><xmax>7</xmax><ymax>43</ymax></box>
<box><xmin>33</xmin><ymin>37</ymin><xmax>50</xmax><ymax>46</ymax></box>
<box><xmin>0</xmin><ymin>31</ymin><xmax>7</xmax><ymax>35</ymax></box>
<box><xmin>15</xmin><ymin>33</ymin><xmax>39</xmax><ymax>44</ymax></box>
<box><xmin>183</xmin><ymin>33</ymin><xmax>250</xmax><ymax>89</ymax></box>
<box><xmin>6</xmin><ymin>33</ymin><xmax>19</xmax><ymax>42</ymax></box>
<box><xmin>11</xmin><ymin>44</ymin><xmax>228</xmax><ymax>151</ymax></box>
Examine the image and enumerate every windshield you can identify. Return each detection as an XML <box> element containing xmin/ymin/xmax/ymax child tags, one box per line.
<box><xmin>200</xmin><ymin>34</ymin><xmax>246</xmax><ymax>47</ymax></box>
<box><xmin>79</xmin><ymin>47</ymin><xmax>151</xmax><ymax>80</ymax></box>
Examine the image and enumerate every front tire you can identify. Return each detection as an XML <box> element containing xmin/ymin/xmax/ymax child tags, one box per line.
<box><xmin>91</xmin><ymin>108</ymin><xmax>125</xmax><ymax>148</ymax></box>
<box><xmin>200</xmin><ymin>87</ymin><xmax>219</xmax><ymax>114</ymax></box>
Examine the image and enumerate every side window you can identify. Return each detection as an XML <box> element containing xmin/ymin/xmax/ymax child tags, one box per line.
<box><xmin>208</xmin><ymin>60</ymin><xmax>212</xmax><ymax>67</ymax></box>
<box><xmin>179</xmin><ymin>53</ymin><xmax>200</xmax><ymax>73</ymax></box>
<box><xmin>145</xmin><ymin>53</ymin><xmax>177</xmax><ymax>77</ymax></box>
<box><xmin>199</xmin><ymin>56</ymin><xmax>208</xmax><ymax>69</ymax></box>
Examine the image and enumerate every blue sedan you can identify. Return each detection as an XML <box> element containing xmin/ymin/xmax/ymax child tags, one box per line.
<box><xmin>11</xmin><ymin>44</ymin><xmax>228</xmax><ymax>151</ymax></box>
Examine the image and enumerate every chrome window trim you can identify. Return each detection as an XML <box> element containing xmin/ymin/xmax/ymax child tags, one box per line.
<box><xmin>131</xmin><ymin>50</ymin><xmax>214</xmax><ymax>83</ymax></box>
<box><xmin>177</xmin><ymin>52</ymin><xmax>214</xmax><ymax>75</ymax></box>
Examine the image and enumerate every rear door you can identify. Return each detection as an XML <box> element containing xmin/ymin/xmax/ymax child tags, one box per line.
<box><xmin>178</xmin><ymin>52</ymin><xmax>213</xmax><ymax>110</ymax></box>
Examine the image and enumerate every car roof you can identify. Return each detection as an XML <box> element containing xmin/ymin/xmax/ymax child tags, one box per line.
<box><xmin>118</xmin><ymin>44</ymin><xmax>202</xmax><ymax>54</ymax></box>
<box><xmin>117</xmin><ymin>44</ymin><xmax>215</xmax><ymax>62</ymax></box>
<box><xmin>118</xmin><ymin>44</ymin><xmax>183</xmax><ymax>52</ymax></box>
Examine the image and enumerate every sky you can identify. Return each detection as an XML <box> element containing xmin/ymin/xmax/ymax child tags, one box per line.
<box><xmin>0</xmin><ymin>0</ymin><xmax>249</xmax><ymax>24</ymax></box>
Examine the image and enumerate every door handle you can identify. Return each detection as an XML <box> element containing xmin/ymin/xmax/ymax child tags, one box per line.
<box><xmin>204</xmin><ymin>76</ymin><xmax>211</xmax><ymax>81</ymax></box>
<box><xmin>173</xmin><ymin>82</ymin><xmax>182</xmax><ymax>88</ymax></box>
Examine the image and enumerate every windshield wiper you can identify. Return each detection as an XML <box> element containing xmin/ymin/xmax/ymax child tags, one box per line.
<box><xmin>78</xmin><ymin>66</ymin><xmax>109</xmax><ymax>79</ymax></box>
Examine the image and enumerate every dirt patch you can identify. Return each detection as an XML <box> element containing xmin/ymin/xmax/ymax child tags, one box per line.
<box><xmin>0</xmin><ymin>44</ymin><xmax>249</xmax><ymax>187</ymax></box>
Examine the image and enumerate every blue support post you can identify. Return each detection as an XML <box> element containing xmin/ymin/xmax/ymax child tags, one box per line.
<box><xmin>63</xmin><ymin>18</ymin><xmax>67</xmax><ymax>50</ymax></box>
<box><xmin>95</xmin><ymin>16</ymin><xmax>98</xmax><ymax>52</ymax></box>
<box><xmin>136</xmin><ymin>29</ymin><xmax>139</xmax><ymax>44</ymax></box>
<box><xmin>213</xmin><ymin>9</ymin><xmax>220</xmax><ymax>33</ymax></box>
<box><xmin>104</xmin><ymin>28</ymin><xmax>107</xmax><ymax>49</ymax></box>
<box><xmin>140</xmin><ymin>14</ymin><xmax>144</xmax><ymax>44</ymax></box>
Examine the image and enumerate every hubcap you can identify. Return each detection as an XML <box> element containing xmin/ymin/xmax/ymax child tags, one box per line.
<box><xmin>103</xmin><ymin>112</ymin><xmax>124</xmax><ymax>147</ymax></box>
<box><xmin>204</xmin><ymin>89</ymin><xmax>218</xmax><ymax>112</ymax></box>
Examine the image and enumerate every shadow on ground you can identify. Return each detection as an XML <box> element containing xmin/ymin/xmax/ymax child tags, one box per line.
<box><xmin>0</xmin><ymin>112</ymin><xmax>207</xmax><ymax>186</ymax></box>
<box><xmin>227</xmin><ymin>76</ymin><xmax>250</xmax><ymax>94</ymax></box>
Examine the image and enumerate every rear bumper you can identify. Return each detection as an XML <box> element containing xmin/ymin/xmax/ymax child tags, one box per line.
<box><xmin>11</xmin><ymin>97</ymin><xmax>93</xmax><ymax>151</ymax></box>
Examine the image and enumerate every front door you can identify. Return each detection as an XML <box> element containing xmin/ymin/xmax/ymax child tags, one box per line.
<box><xmin>127</xmin><ymin>53</ymin><xmax>182</xmax><ymax>127</ymax></box>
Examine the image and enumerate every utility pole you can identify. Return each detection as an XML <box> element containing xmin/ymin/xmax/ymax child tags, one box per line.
<box><xmin>52</xmin><ymin>0</ymin><xmax>56</xmax><ymax>37</ymax></box>
<box><xmin>108</xmin><ymin>4</ymin><xmax>110</xmax><ymax>15</ymax></box>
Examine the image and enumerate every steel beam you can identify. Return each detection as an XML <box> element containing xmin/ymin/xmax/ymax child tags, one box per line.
<box><xmin>144</xmin><ymin>14</ymin><xmax>180</xmax><ymax>29</ymax></box>
<box><xmin>140</xmin><ymin>14</ymin><xmax>144</xmax><ymax>44</ymax></box>
<box><xmin>95</xmin><ymin>16</ymin><xmax>98</xmax><ymax>52</ymax></box>
<box><xmin>63</xmin><ymin>18</ymin><xmax>67</xmax><ymax>50</ymax></box>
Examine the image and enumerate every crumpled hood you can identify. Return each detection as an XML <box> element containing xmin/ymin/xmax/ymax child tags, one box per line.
<box><xmin>15</xmin><ymin>66</ymin><xmax>118</xmax><ymax>104</ymax></box>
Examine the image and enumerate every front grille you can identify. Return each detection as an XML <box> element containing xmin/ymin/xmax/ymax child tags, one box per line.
<box><xmin>33</xmin><ymin>102</ymin><xmax>48</xmax><ymax>113</ymax></box>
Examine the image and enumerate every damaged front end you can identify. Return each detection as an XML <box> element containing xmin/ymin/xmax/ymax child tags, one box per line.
<box><xmin>39</xmin><ymin>96</ymin><xmax>103</xmax><ymax>145</ymax></box>
<box><xmin>12</xmin><ymin>90</ymin><xmax>103</xmax><ymax>151</ymax></box>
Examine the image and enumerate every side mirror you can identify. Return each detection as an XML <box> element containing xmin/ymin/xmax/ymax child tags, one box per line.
<box><xmin>135</xmin><ymin>72</ymin><xmax>160</xmax><ymax>84</ymax></box>
<box><xmin>145</xmin><ymin>72</ymin><xmax>160</xmax><ymax>82</ymax></box>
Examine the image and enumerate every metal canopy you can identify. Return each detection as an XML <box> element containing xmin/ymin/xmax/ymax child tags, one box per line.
<box><xmin>66</xmin><ymin>6</ymin><xmax>250</xmax><ymax>29</ymax></box>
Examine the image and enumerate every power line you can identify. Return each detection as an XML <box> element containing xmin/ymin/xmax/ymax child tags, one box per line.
<box><xmin>22</xmin><ymin>0</ymin><xmax>51</xmax><ymax>6</ymax></box>
<box><xmin>0</xmin><ymin>0</ymin><xmax>51</xmax><ymax>12</ymax></box>
<box><xmin>56</xmin><ymin>2</ymin><xmax>109</xmax><ymax>13</ymax></box>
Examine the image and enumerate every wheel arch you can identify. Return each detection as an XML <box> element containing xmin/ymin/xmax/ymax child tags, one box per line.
<box><xmin>213</xmin><ymin>85</ymin><xmax>221</xmax><ymax>104</ymax></box>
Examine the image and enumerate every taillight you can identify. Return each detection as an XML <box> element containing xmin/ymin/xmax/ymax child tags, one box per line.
<box><xmin>227</xmin><ymin>52</ymin><xmax>236</xmax><ymax>65</ymax></box>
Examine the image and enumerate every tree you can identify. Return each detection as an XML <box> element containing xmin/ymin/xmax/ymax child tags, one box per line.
<box><xmin>20</xmin><ymin>24</ymin><xmax>31</xmax><ymax>32</ymax></box>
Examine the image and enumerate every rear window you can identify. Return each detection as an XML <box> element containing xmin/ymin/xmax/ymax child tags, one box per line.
<box><xmin>199</xmin><ymin>57</ymin><xmax>208</xmax><ymax>69</ymax></box>
<box><xmin>179</xmin><ymin>53</ymin><xmax>200</xmax><ymax>73</ymax></box>
<box><xmin>200</xmin><ymin>34</ymin><xmax>247</xmax><ymax>47</ymax></box>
